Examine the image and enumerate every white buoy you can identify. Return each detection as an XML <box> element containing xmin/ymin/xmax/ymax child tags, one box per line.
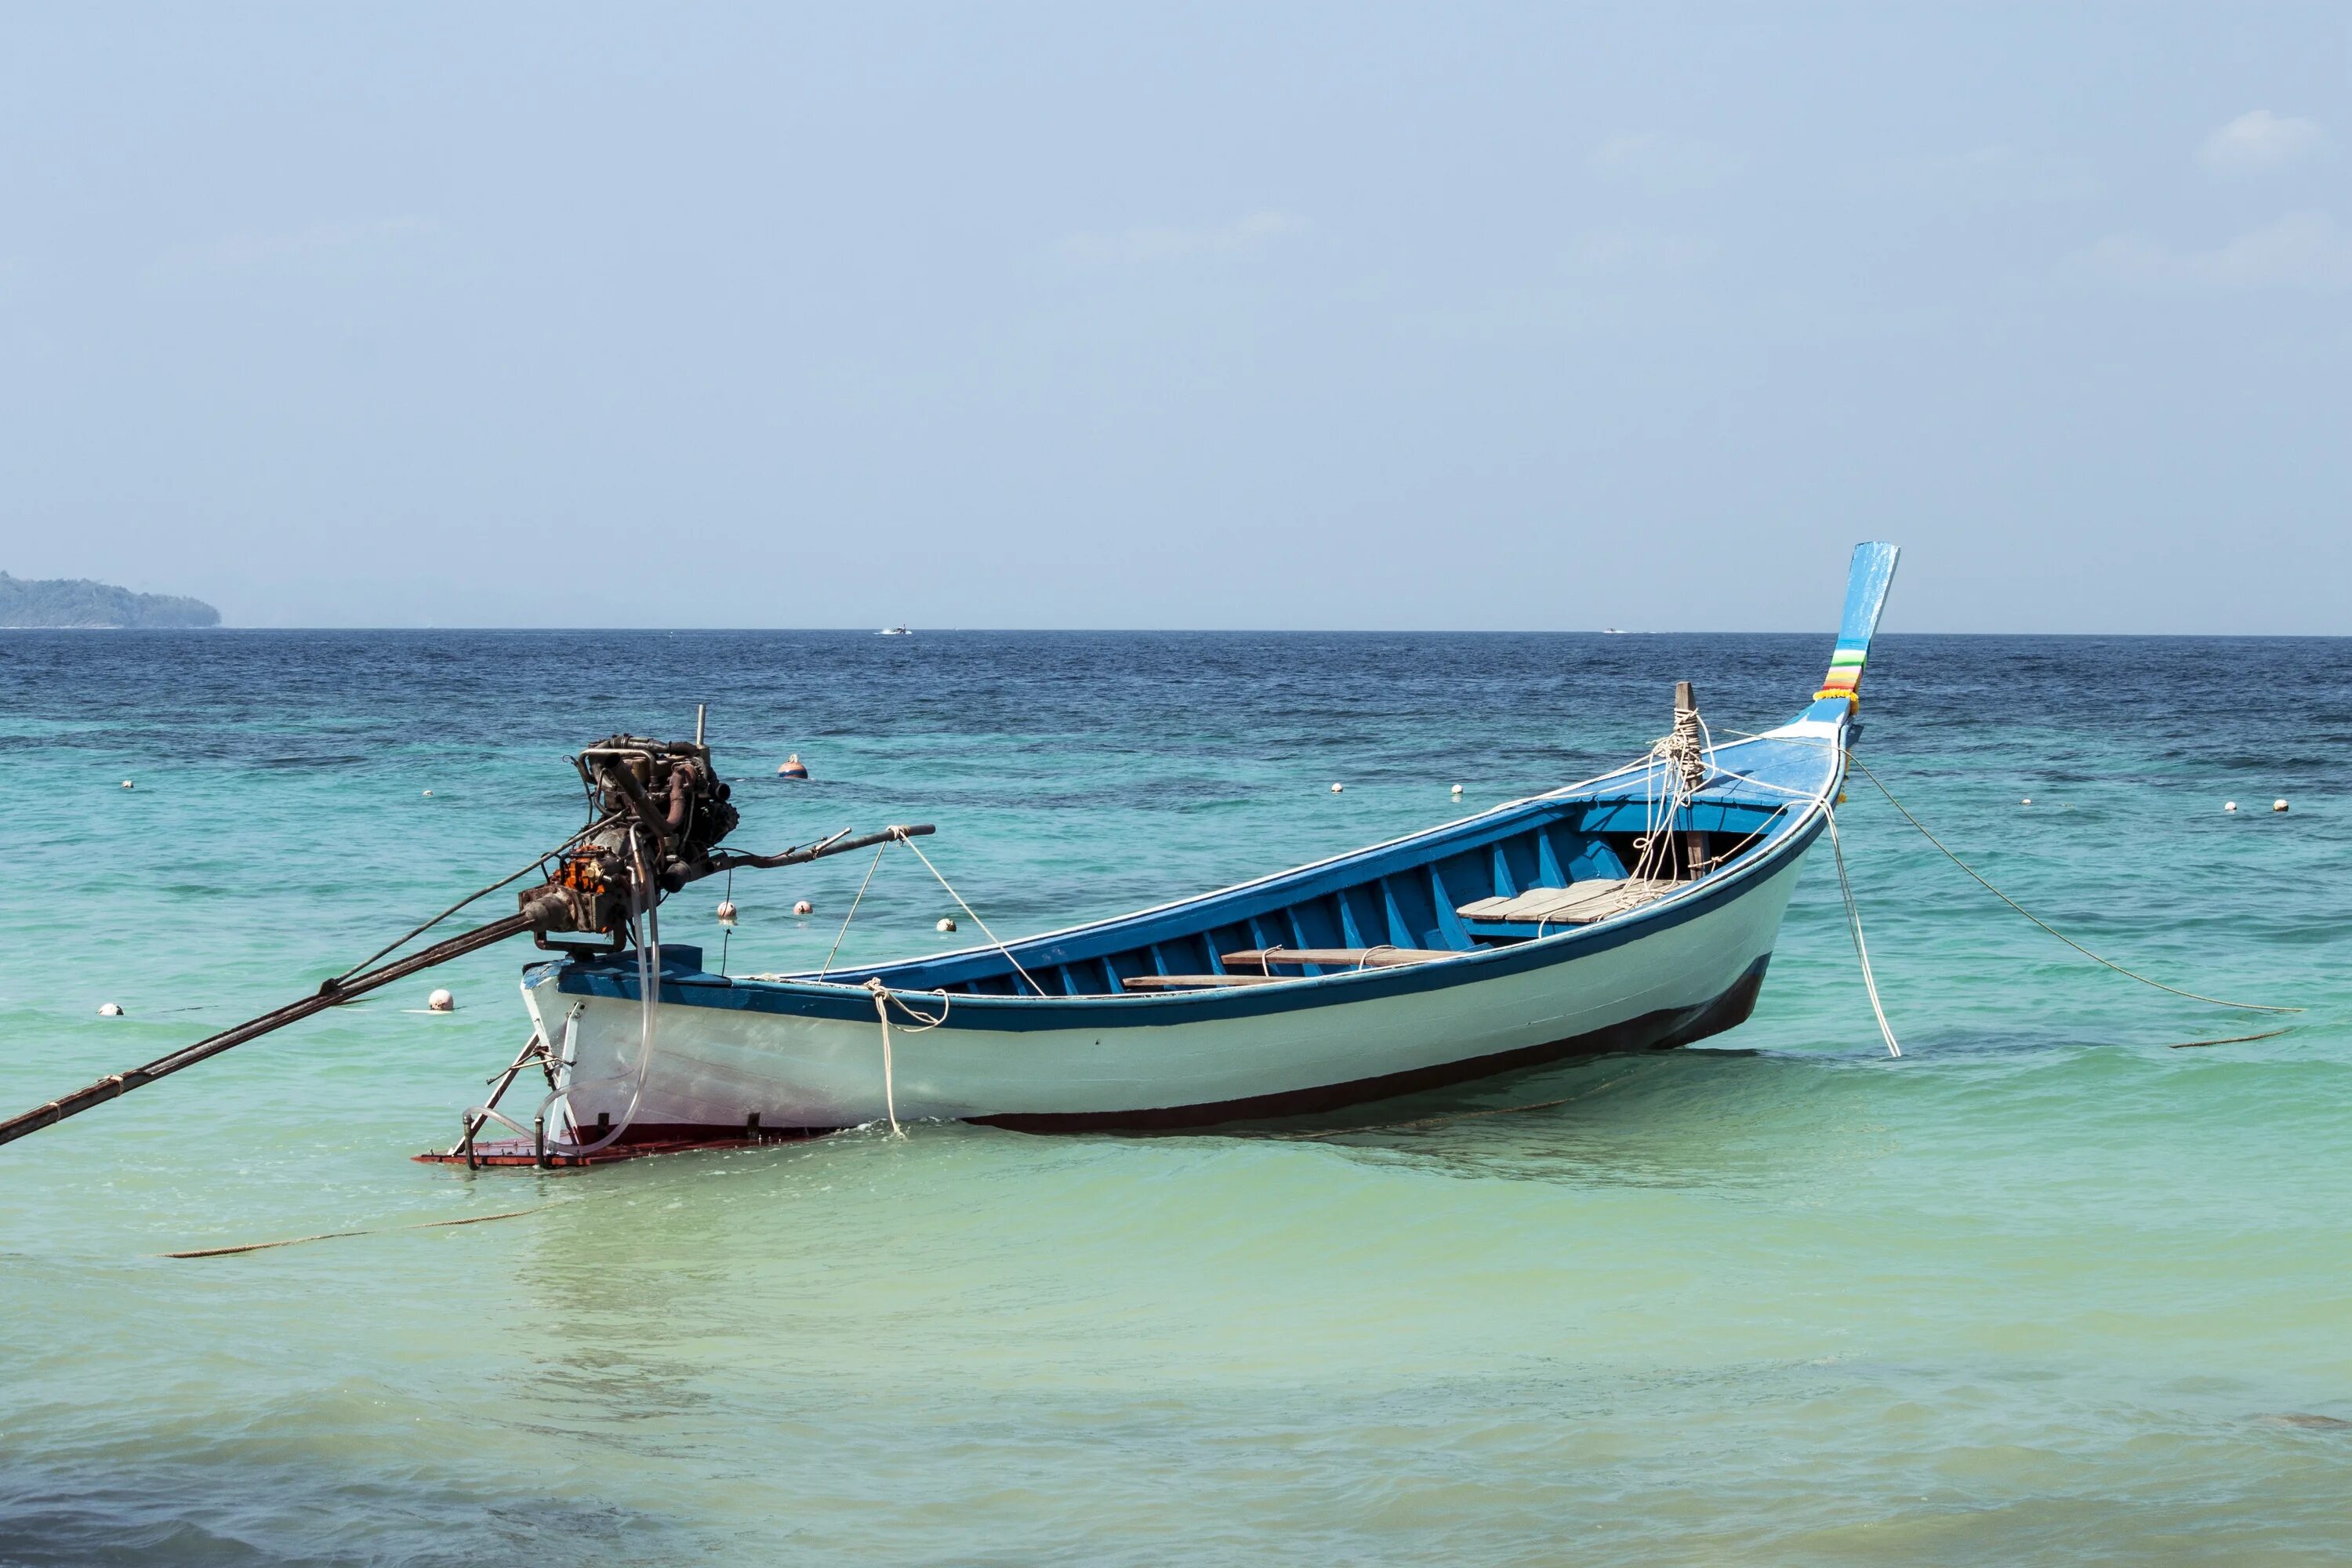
<box><xmin>1450</xmin><ymin>783</ymin><xmax>1464</xmax><ymax>797</ymax></box>
<box><xmin>793</xmin><ymin>898</ymin><xmax>814</xmax><ymax>916</ymax></box>
<box><xmin>1330</xmin><ymin>782</ymin><xmax>1344</xmax><ymax>793</ymax></box>
<box><xmin>2225</xmin><ymin>800</ymin><xmax>2238</xmax><ymax>813</ymax></box>
<box><xmin>715</xmin><ymin>899</ymin><xmax>739</xmax><ymax>926</ymax></box>
<box><xmin>422</xmin><ymin>789</ymin><xmax>434</xmax><ymax>797</ymax></box>
<box><xmin>937</xmin><ymin>917</ymin><xmax>957</xmax><ymax>933</ymax></box>
<box><xmin>2021</xmin><ymin>797</ymin><xmax>2032</xmax><ymax>806</ymax></box>
<box><xmin>2274</xmin><ymin>798</ymin><xmax>2289</xmax><ymax>813</ymax></box>
<box><xmin>121</xmin><ymin>780</ymin><xmax>134</xmax><ymax>790</ymax></box>
<box><xmin>427</xmin><ymin>988</ymin><xmax>455</xmax><ymax>1012</ymax></box>
<box><xmin>97</xmin><ymin>1002</ymin><xmax>124</xmax><ymax>1017</ymax></box>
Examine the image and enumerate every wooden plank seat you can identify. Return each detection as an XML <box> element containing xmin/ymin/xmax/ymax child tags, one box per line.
<box><xmin>1455</xmin><ymin>878</ymin><xmax>1679</xmax><ymax>927</ymax></box>
<box><xmin>1221</xmin><ymin>946</ymin><xmax>1456</xmax><ymax>971</ymax></box>
<box><xmin>1120</xmin><ymin>948</ymin><xmax>1457</xmax><ymax>992</ymax></box>
<box><xmin>1119</xmin><ymin>973</ymin><xmax>1287</xmax><ymax>991</ymax></box>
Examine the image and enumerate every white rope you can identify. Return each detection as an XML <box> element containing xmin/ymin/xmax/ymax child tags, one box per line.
<box><xmin>717</xmin><ymin>866</ymin><xmax>734</xmax><ymax>977</ymax></box>
<box><xmin>1841</xmin><ymin>753</ymin><xmax>2300</xmax><ymax>1014</ymax></box>
<box><xmin>818</xmin><ymin>841</ymin><xmax>890</xmax><ymax>978</ymax></box>
<box><xmin>1826</xmin><ymin>809</ymin><xmax>1901</xmax><ymax>1057</ymax></box>
<box><xmin>891</xmin><ymin>832</ymin><xmax>1051</xmax><ymax>997</ymax></box>
<box><xmin>861</xmin><ymin>978</ymin><xmax>950</xmax><ymax>1138</ymax></box>
<box><xmin>809</xmin><ymin>829</ymin><xmax>1046</xmax><ymax>1000</ymax></box>
<box><xmin>1628</xmin><ymin>702</ymin><xmax>1721</xmax><ymax>884</ymax></box>
<box><xmin>1715</xmin><ymin>728</ymin><xmax>2299</xmax><ymax>1014</ymax></box>
<box><xmin>1697</xmin><ymin>726</ymin><xmax>2299</xmax><ymax>1045</ymax></box>
<box><xmin>866</xmin><ymin>980</ymin><xmax>902</xmax><ymax>1137</ymax></box>
<box><xmin>636</xmin><ymin>828</ymin><xmax>661</xmax><ymax>1080</ymax></box>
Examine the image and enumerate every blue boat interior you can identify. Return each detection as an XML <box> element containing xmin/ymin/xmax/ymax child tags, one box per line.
<box><xmin>842</xmin><ymin>761</ymin><xmax>1810</xmax><ymax>1000</ymax></box>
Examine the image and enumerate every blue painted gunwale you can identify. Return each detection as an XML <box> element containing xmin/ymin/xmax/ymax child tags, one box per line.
<box><xmin>548</xmin><ymin>714</ymin><xmax>1849</xmax><ymax>1033</ymax></box>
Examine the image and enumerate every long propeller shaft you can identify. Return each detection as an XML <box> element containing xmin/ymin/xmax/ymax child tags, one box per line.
<box><xmin>0</xmin><ymin>912</ymin><xmax>536</xmax><ymax>1151</ymax></box>
<box><xmin>0</xmin><ymin>821</ymin><xmax>937</xmax><ymax>1154</ymax></box>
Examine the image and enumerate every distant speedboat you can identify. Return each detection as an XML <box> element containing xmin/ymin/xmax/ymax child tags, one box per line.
<box><xmin>1603</xmin><ymin>627</ymin><xmax>1628</xmax><ymax>635</ymax></box>
<box><xmin>879</xmin><ymin>625</ymin><xmax>910</xmax><ymax>637</ymax></box>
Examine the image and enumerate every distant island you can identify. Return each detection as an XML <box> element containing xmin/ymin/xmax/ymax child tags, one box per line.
<box><xmin>0</xmin><ymin>572</ymin><xmax>220</xmax><ymax>629</ymax></box>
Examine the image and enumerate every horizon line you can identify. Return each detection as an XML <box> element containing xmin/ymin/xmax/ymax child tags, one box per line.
<box><xmin>6</xmin><ymin>626</ymin><xmax>2348</xmax><ymax>639</ymax></box>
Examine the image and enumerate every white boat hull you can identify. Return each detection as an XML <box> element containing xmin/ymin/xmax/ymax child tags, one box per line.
<box><xmin>524</xmin><ymin>838</ymin><xmax>1809</xmax><ymax>1137</ymax></box>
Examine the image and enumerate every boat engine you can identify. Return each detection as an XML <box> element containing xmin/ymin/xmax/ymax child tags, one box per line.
<box><xmin>521</xmin><ymin>735</ymin><xmax>741</xmax><ymax>942</ymax></box>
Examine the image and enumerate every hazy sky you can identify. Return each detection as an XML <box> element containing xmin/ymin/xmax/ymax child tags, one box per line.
<box><xmin>2</xmin><ymin>5</ymin><xmax>2346</xmax><ymax>630</ymax></box>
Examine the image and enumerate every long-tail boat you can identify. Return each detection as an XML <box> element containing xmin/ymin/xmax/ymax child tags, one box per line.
<box><xmin>477</xmin><ymin>543</ymin><xmax>1900</xmax><ymax>1159</ymax></box>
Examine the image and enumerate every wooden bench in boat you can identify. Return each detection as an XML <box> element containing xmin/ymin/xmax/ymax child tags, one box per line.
<box><xmin>1454</xmin><ymin>877</ymin><xmax>1679</xmax><ymax>929</ymax></box>
<box><xmin>1120</xmin><ymin>946</ymin><xmax>1457</xmax><ymax>992</ymax></box>
<box><xmin>1222</xmin><ymin>946</ymin><xmax>1456</xmax><ymax>972</ymax></box>
<box><xmin>1118</xmin><ymin>973</ymin><xmax>1286</xmax><ymax>991</ymax></box>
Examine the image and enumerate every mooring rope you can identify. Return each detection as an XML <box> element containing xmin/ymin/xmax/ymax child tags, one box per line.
<box><xmin>810</xmin><ymin>829</ymin><xmax>1042</xmax><ymax>1003</ymax></box>
<box><xmin>818</xmin><ymin>841</ymin><xmax>890</xmax><ymax>979</ymax></box>
<box><xmin>717</xmin><ymin>866</ymin><xmax>734</xmax><ymax>977</ymax></box>
<box><xmin>162</xmin><ymin>1205</ymin><xmax>550</xmax><ymax>1259</ymax></box>
<box><xmin>867</xmin><ymin>979</ymin><xmax>902</xmax><ymax>1137</ymax></box>
<box><xmin>891</xmin><ymin>833</ymin><xmax>1050</xmax><ymax>998</ymax></box>
<box><xmin>1826</xmin><ymin>810</ymin><xmax>1902</xmax><ymax>1057</ymax></box>
<box><xmin>1839</xmin><ymin>753</ymin><xmax>2301</xmax><ymax>1014</ymax></box>
<box><xmin>1707</xmin><ymin>727</ymin><xmax>2301</xmax><ymax>1018</ymax></box>
<box><xmin>862</xmin><ymin>979</ymin><xmax>949</xmax><ymax>1138</ymax></box>
<box><xmin>2168</xmin><ymin>1028</ymin><xmax>2294</xmax><ymax>1050</ymax></box>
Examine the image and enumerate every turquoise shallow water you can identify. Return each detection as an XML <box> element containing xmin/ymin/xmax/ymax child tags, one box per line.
<box><xmin>2</xmin><ymin>630</ymin><xmax>2348</xmax><ymax>1564</ymax></box>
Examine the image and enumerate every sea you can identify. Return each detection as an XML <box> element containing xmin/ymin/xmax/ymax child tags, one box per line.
<box><xmin>2</xmin><ymin>629</ymin><xmax>2347</xmax><ymax>1566</ymax></box>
